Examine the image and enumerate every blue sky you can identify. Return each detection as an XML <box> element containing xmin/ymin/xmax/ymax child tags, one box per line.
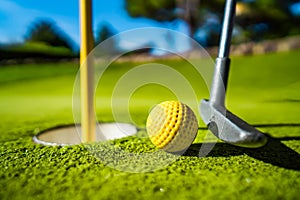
<box><xmin>0</xmin><ymin>0</ymin><xmax>190</xmax><ymax>52</ymax></box>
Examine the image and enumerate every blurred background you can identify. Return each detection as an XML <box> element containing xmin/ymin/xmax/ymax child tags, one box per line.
<box><xmin>1</xmin><ymin>0</ymin><xmax>300</xmax><ymax>61</ymax></box>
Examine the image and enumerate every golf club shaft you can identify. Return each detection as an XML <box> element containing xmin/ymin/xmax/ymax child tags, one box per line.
<box><xmin>218</xmin><ymin>0</ymin><xmax>236</xmax><ymax>58</ymax></box>
<box><xmin>210</xmin><ymin>0</ymin><xmax>236</xmax><ymax>108</ymax></box>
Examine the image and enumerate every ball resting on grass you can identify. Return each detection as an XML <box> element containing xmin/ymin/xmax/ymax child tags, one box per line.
<box><xmin>146</xmin><ymin>101</ymin><xmax>198</xmax><ymax>153</ymax></box>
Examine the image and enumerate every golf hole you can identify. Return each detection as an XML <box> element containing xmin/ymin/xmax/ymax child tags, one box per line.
<box><xmin>33</xmin><ymin>123</ymin><xmax>138</xmax><ymax>146</ymax></box>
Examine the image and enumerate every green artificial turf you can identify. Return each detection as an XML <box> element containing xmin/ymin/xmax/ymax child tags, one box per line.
<box><xmin>0</xmin><ymin>50</ymin><xmax>300</xmax><ymax>200</ymax></box>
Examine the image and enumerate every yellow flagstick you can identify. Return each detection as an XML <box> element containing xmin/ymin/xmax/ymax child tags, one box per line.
<box><xmin>79</xmin><ymin>0</ymin><xmax>95</xmax><ymax>142</ymax></box>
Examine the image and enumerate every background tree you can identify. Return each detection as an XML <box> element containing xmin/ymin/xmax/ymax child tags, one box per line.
<box><xmin>234</xmin><ymin>1</ymin><xmax>300</xmax><ymax>41</ymax></box>
<box><xmin>125</xmin><ymin>0</ymin><xmax>300</xmax><ymax>46</ymax></box>
<box><xmin>25</xmin><ymin>19</ymin><xmax>75</xmax><ymax>51</ymax></box>
<box><xmin>125</xmin><ymin>0</ymin><xmax>199</xmax><ymax>36</ymax></box>
<box><xmin>94</xmin><ymin>23</ymin><xmax>120</xmax><ymax>55</ymax></box>
<box><xmin>95</xmin><ymin>23</ymin><xmax>117</xmax><ymax>45</ymax></box>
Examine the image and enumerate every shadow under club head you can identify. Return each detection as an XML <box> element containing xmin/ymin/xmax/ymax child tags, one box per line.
<box><xmin>200</xmin><ymin>99</ymin><xmax>267</xmax><ymax>148</ymax></box>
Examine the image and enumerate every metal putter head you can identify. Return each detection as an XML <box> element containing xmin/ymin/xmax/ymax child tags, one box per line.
<box><xmin>200</xmin><ymin>100</ymin><xmax>267</xmax><ymax>148</ymax></box>
<box><xmin>200</xmin><ymin>0</ymin><xmax>267</xmax><ymax>148</ymax></box>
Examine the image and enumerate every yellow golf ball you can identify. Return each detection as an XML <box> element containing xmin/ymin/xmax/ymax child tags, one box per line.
<box><xmin>146</xmin><ymin>101</ymin><xmax>198</xmax><ymax>152</ymax></box>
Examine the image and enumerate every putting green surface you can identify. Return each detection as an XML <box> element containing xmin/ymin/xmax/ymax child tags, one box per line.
<box><xmin>0</xmin><ymin>50</ymin><xmax>300</xmax><ymax>200</ymax></box>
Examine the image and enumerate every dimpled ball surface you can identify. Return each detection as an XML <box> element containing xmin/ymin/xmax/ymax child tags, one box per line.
<box><xmin>146</xmin><ymin>101</ymin><xmax>198</xmax><ymax>152</ymax></box>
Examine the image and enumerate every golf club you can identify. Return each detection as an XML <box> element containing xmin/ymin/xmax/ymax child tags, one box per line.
<box><xmin>200</xmin><ymin>0</ymin><xmax>267</xmax><ymax>148</ymax></box>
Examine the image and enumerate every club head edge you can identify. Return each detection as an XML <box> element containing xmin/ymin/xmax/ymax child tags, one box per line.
<box><xmin>200</xmin><ymin>99</ymin><xmax>267</xmax><ymax>148</ymax></box>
